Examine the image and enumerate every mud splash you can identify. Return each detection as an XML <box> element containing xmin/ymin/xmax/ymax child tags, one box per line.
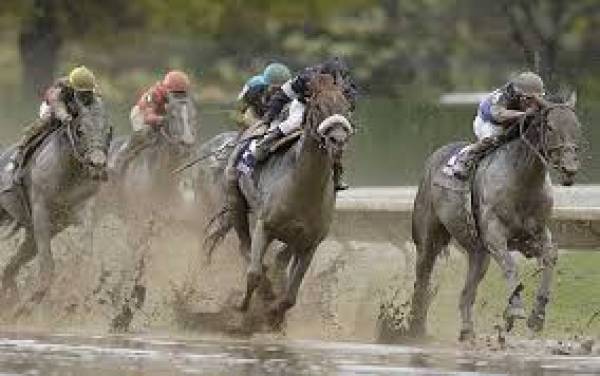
<box><xmin>0</xmin><ymin>185</ymin><xmax>596</xmax><ymax>356</ymax></box>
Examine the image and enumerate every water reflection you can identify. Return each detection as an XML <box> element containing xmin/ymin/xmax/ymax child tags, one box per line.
<box><xmin>0</xmin><ymin>332</ymin><xmax>597</xmax><ymax>375</ymax></box>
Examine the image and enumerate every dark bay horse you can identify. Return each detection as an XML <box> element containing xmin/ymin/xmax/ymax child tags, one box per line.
<box><xmin>0</xmin><ymin>98</ymin><xmax>112</xmax><ymax>309</ymax></box>
<box><xmin>408</xmin><ymin>93</ymin><xmax>581</xmax><ymax>340</ymax></box>
<box><xmin>204</xmin><ymin>76</ymin><xmax>354</xmax><ymax>326</ymax></box>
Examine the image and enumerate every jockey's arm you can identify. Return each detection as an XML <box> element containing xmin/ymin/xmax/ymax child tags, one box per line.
<box><xmin>276</xmin><ymin>100</ymin><xmax>304</xmax><ymax>135</ymax></box>
<box><xmin>46</xmin><ymin>86</ymin><xmax>72</xmax><ymax>123</ymax></box>
<box><xmin>263</xmin><ymin>76</ymin><xmax>305</xmax><ymax>124</ymax></box>
<box><xmin>490</xmin><ymin>104</ymin><xmax>525</xmax><ymax>127</ymax></box>
<box><xmin>141</xmin><ymin>92</ymin><xmax>165</xmax><ymax>127</ymax></box>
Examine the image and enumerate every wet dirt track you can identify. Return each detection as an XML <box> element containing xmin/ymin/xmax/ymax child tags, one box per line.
<box><xmin>0</xmin><ymin>331</ymin><xmax>599</xmax><ymax>375</ymax></box>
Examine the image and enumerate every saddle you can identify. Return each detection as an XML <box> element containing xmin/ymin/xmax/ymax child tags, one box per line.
<box><xmin>2</xmin><ymin>120</ymin><xmax>58</xmax><ymax>191</ymax></box>
<box><xmin>236</xmin><ymin>130</ymin><xmax>301</xmax><ymax>176</ymax></box>
<box><xmin>435</xmin><ymin>144</ymin><xmax>471</xmax><ymax>191</ymax></box>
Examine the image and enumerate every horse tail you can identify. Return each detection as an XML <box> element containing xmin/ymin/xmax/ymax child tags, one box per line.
<box><xmin>203</xmin><ymin>207</ymin><xmax>233</xmax><ymax>264</ymax></box>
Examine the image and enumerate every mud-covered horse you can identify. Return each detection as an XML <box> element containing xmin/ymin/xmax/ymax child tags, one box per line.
<box><xmin>108</xmin><ymin>92</ymin><xmax>197</xmax><ymax>214</ymax></box>
<box><xmin>203</xmin><ymin>75</ymin><xmax>354</xmax><ymax>326</ymax></box>
<box><xmin>408</xmin><ymin>93</ymin><xmax>581</xmax><ymax>340</ymax></box>
<box><xmin>0</xmin><ymin>98</ymin><xmax>112</xmax><ymax>310</ymax></box>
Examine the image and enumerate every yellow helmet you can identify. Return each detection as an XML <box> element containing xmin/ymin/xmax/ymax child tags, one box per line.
<box><xmin>68</xmin><ymin>66</ymin><xmax>96</xmax><ymax>92</ymax></box>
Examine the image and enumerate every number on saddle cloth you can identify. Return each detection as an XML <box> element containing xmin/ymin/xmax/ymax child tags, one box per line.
<box><xmin>236</xmin><ymin>139</ymin><xmax>258</xmax><ymax>175</ymax></box>
<box><xmin>442</xmin><ymin>145</ymin><xmax>470</xmax><ymax>176</ymax></box>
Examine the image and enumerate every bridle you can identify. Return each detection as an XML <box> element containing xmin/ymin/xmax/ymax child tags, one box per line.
<box><xmin>65</xmin><ymin>101</ymin><xmax>112</xmax><ymax>170</ymax></box>
<box><xmin>304</xmin><ymin>87</ymin><xmax>353</xmax><ymax>150</ymax></box>
<box><xmin>519</xmin><ymin>103</ymin><xmax>576</xmax><ymax>169</ymax></box>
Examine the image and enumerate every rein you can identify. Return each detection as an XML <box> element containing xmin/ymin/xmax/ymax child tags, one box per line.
<box><xmin>66</xmin><ymin>121</ymin><xmax>88</xmax><ymax>165</ymax></box>
<box><xmin>160</xmin><ymin>126</ymin><xmax>180</xmax><ymax>145</ymax></box>
<box><xmin>519</xmin><ymin>115</ymin><xmax>549</xmax><ymax>167</ymax></box>
<box><xmin>519</xmin><ymin>104</ymin><xmax>574</xmax><ymax>169</ymax></box>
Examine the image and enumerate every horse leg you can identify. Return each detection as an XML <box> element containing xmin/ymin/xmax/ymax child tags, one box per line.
<box><xmin>527</xmin><ymin>227</ymin><xmax>557</xmax><ymax>332</ymax></box>
<box><xmin>232</xmin><ymin>204</ymin><xmax>251</xmax><ymax>263</ymax></box>
<box><xmin>268</xmin><ymin>244</ymin><xmax>315</xmax><ymax>328</ymax></box>
<box><xmin>267</xmin><ymin>243</ymin><xmax>293</xmax><ymax>296</ymax></box>
<box><xmin>458</xmin><ymin>249</ymin><xmax>490</xmax><ymax>341</ymax></box>
<box><xmin>0</xmin><ymin>230</ymin><xmax>37</xmax><ymax>305</ymax></box>
<box><xmin>483</xmin><ymin>217</ymin><xmax>524</xmax><ymax>331</ymax></box>
<box><xmin>239</xmin><ymin>219</ymin><xmax>270</xmax><ymax>312</ymax></box>
<box><xmin>407</xmin><ymin>216</ymin><xmax>450</xmax><ymax>337</ymax></box>
<box><xmin>29</xmin><ymin>199</ymin><xmax>54</xmax><ymax>304</ymax></box>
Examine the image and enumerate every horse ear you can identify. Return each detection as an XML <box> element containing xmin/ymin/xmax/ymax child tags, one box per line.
<box><xmin>566</xmin><ymin>91</ymin><xmax>577</xmax><ymax>108</ymax></box>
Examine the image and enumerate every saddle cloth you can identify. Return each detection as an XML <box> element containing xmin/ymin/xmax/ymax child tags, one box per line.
<box><xmin>236</xmin><ymin>130</ymin><xmax>302</xmax><ymax>176</ymax></box>
<box><xmin>434</xmin><ymin>145</ymin><xmax>471</xmax><ymax>192</ymax></box>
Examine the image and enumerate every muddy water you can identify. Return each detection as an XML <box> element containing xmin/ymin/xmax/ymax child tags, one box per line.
<box><xmin>0</xmin><ymin>332</ymin><xmax>598</xmax><ymax>375</ymax></box>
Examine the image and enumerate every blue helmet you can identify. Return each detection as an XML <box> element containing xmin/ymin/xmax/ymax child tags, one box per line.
<box><xmin>246</xmin><ymin>75</ymin><xmax>267</xmax><ymax>89</ymax></box>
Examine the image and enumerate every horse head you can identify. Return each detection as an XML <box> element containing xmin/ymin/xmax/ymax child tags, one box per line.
<box><xmin>162</xmin><ymin>92</ymin><xmax>197</xmax><ymax>149</ymax></box>
<box><xmin>304</xmin><ymin>74</ymin><xmax>353</xmax><ymax>160</ymax></box>
<box><xmin>535</xmin><ymin>92</ymin><xmax>581</xmax><ymax>186</ymax></box>
<box><xmin>70</xmin><ymin>97</ymin><xmax>112</xmax><ymax>180</ymax></box>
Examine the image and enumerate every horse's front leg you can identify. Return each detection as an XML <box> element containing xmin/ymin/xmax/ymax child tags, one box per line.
<box><xmin>527</xmin><ymin>227</ymin><xmax>557</xmax><ymax>332</ymax></box>
<box><xmin>483</xmin><ymin>217</ymin><xmax>525</xmax><ymax>331</ymax></box>
<box><xmin>30</xmin><ymin>199</ymin><xmax>55</xmax><ymax>303</ymax></box>
<box><xmin>268</xmin><ymin>244</ymin><xmax>316</xmax><ymax>328</ymax></box>
<box><xmin>239</xmin><ymin>219</ymin><xmax>271</xmax><ymax>312</ymax></box>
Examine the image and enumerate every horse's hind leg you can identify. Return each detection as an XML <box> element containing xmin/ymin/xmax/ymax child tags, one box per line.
<box><xmin>408</xmin><ymin>208</ymin><xmax>450</xmax><ymax>337</ymax></box>
<box><xmin>458</xmin><ymin>249</ymin><xmax>490</xmax><ymax>341</ymax></box>
<box><xmin>0</xmin><ymin>230</ymin><xmax>36</xmax><ymax>305</ymax></box>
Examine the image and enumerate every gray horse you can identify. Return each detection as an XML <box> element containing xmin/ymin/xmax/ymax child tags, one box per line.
<box><xmin>108</xmin><ymin>93</ymin><xmax>197</xmax><ymax>214</ymax></box>
<box><xmin>204</xmin><ymin>75</ymin><xmax>354</xmax><ymax>326</ymax></box>
<box><xmin>408</xmin><ymin>93</ymin><xmax>581</xmax><ymax>340</ymax></box>
<box><xmin>0</xmin><ymin>98</ymin><xmax>112</xmax><ymax>309</ymax></box>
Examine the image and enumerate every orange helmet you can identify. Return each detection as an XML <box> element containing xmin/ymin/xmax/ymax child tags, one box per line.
<box><xmin>163</xmin><ymin>70</ymin><xmax>191</xmax><ymax>92</ymax></box>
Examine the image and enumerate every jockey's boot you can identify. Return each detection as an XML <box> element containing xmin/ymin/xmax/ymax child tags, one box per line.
<box><xmin>254</xmin><ymin>128</ymin><xmax>284</xmax><ymax>163</ymax></box>
<box><xmin>333</xmin><ymin>160</ymin><xmax>349</xmax><ymax>191</ymax></box>
<box><xmin>452</xmin><ymin>136</ymin><xmax>500</xmax><ymax>180</ymax></box>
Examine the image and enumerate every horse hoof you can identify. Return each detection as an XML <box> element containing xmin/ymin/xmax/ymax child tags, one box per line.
<box><xmin>459</xmin><ymin>328</ymin><xmax>475</xmax><ymax>342</ymax></box>
<box><xmin>526</xmin><ymin>313</ymin><xmax>545</xmax><ymax>332</ymax></box>
<box><xmin>267</xmin><ymin>310</ymin><xmax>285</xmax><ymax>330</ymax></box>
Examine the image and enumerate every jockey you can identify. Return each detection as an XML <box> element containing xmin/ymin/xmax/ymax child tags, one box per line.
<box><xmin>451</xmin><ymin>71</ymin><xmax>545</xmax><ymax>179</ymax></box>
<box><xmin>113</xmin><ymin>70</ymin><xmax>191</xmax><ymax>170</ymax></box>
<box><xmin>236</xmin><ymin>63</ymin><xmax>291</xmax><ymax>130</ymax></box>
<box><xmin>254</xmin><ymin>56</ymin><xmax>357</xmax><ymax>190</ymax></box>
<box><xmin>6</xmin><ymin>65</ymin><xmax>98</xmax><ymax>173</ymax></box>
